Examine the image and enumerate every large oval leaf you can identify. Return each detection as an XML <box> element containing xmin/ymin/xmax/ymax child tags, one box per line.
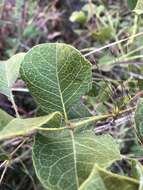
<box><xmin>32</xmin><ymin>133</ymin><xmax>121</xmax><ymax>190</ymax></box>
<box><xmin>0</xmin><ymin>53</ymin><xmax>25</xmax><ymax>97</ymax></box>
<box><xmin>20</xmin><ymin>43</ymin><xmax>92</xmax><ymax>121</ymax></box>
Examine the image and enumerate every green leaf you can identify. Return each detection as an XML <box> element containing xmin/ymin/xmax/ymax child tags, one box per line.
<box><xmin>0</xmin><ymin>109</ymin><xmax>13</xmax><ymax>129</ymax></box>
<box><xmin>135</xmin><ymin>98</ymin><xmax>143</xmax><ymax>141</ymax></box>
<box><xmin>131</xmin><ymin>160</ymin><xmax>143</xmax><ymax>190</ymax></box>
<box><xmin>32</xmin><ymin>133</ymin><xmax>121</xmax><ymax>190</ymax></box>
<box><xmin>68</xmin><ymin>102</ymin><xmax>91</xmax><ymax>119</ymax></box>
<box><xmin>79</xmin><ymin>165</ymin><xmax>139</xmax><ymax>190</ymax></box>
<box><xmin>37</xmin><ymin>102</ymin><xmax>92</xmax><ymax>134</ymax></box>
<box><xmin>127</xmin><ymin>0</ymin><xmax>137</xmax><ymax>10</ymax></box>
<box><xmin>23</xmin><ymin>25</ymin><xmax>40</xmax><ymax>38</ymax></box>
<box><xmin>92</xmin><ymin>27</ymin><xmax>113</xmax><ymax>43</ymax></box>
<box><xmin>98</xmin><ymin>54</ymin><xmax>115</xmax><ymax>71</ymax></box>
<box><xmin>0</xmin><ymin>53</ymin><xmax>26</xmax><ymax>97</ymax></box>
<box><xmin>70</xmin><ymin>11</ymin><xmax>87</xmax><ymax>24</ymax></box>
<box><xmin>134</xmin><ymin>0</ymin><xmax>143</xmax><ymax>14</ymax></box>
<box><xmin>0</xmin><ymin>153</ymin><xmax>10</xmax><ymax>161</ymax></box>
<box><xmin>127</xmin><ymin>0</ymin><xmax>143</xmax><ymax>14</ymax></box>
<box><xmin>0</xmin><ymin>112</ymin><xmax>62</xmax><ymax>140</ymax></box>
<box><xmin>20</xmin><ymin>43</ymin><xmax>92</xmax><ymax>121</ymax></box>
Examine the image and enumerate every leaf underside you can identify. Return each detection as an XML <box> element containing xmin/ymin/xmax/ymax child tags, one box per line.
<box><xmin>0</xmin><ymin>53</ymin><xmax>25</xmax><ymax>97</ymax></box>
<box><xmin>0</xmin><ymin>109</ymin><xmax>13</xmax><ymax>129</ymax></box>
<box><xmin>20</xmin><ymin>43</ymin><xmax>121</xmax><ymax>190</ymax></box>
<box><xmin>80</xmin><ymin>165</ymin><xmax>139</xmax><ymax>190</ymax></box>
<box><xmin>32</xmin><ymin>133</ymin><xmax>121</xmax><ymax>190</ymax></box>
<box><xmin>20</xmin><ymin>43</ymin><xmax>92</xmax><ymax>120</ymax></box>
<box><xmin>0</xmin><ymin>110</ymin><xmax>61</xmax><ymax>140</ymax></box>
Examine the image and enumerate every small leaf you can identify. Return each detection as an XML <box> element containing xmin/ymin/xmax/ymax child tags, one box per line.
<box><xmin>0</xmin><ymin>153</ymin><xmax>10</xmax><ymax>161</ymax></box>
<box><xmin>23</xmin><ymin>25</ymin><xmax>40</xmax><ymax>38</ymax></box>
<box><xmin>68</xmin><ymin>102</ymin><xmax>91</xmax><ymax>119</ymax></box>
<box><xmin>127</xmin><ymin>0</ymin><xmax>137</xmax><ymax>10</ymax></box>
<box><xmin>0</xmin><ymin>109</ymin><xmax>13</xmax><ymax>129</ymax></box>
<box><xmin>20</xmin><ymin>43</ymin><xmax>92</xmax><ymax>121</ymax></box>
<box><xmin>32</xmin><ymin>133</ymin><xmax>121</xmax><ymax>190</ymax></box>
<box><xmin>0</xmin><ymin>112</ymin><xmax>61</xmax><ymax>140</ymax></box>
<box><xmin>92</xmin><ymin>27</ymin><xmax>113</xmax><ymax>43</ymax></box>
<box><xmin>70</xmin><ymin>11</ymin><xmax>87</xmax><ymax>24</ymax></box>
<box><xmin>0</xmin><ymin>53</ymin><xmax>26</xmax><ymax>97</ymax></box>
<box><xmin>135</xmin><ymin>98</ymin><xmax>143</xmax><ymax>141</ymax></box>
<box><xmin>134</xmin><ymin>0</ymin><xmax>143</xmax><ymax>14</ymax></box>
<box><xmin>131</xmin><ymin>160</ymin><xmax>143</xmax><ymax>190</ymax></box>
<box><xmin>127</xmin><ymin>0</ymin><xmax>143</xmax><ymax>14</ymax></box>
<box><xmin>98</xmin><ymin>54</ymin><xmax>115</xmax><ymax>71</ymax></box>
<box><xmin>80</xmin><ymin>165</ymin><xmax>139</xmax><ymax>190</ymax></box>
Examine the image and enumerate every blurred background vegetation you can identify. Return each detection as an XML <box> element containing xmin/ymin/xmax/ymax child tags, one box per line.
<box><xmin>0</xmin><ymin>0</ymin><xmax>143</xmax><ymax>189</ymax></box>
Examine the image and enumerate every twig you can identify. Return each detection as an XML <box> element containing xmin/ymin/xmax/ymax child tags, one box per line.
<box><xmin>94</xmin><ymin>113</ymin><xmax>134</xmax><ymax>134</ymax></box>
<box><xmin>12</xmin><ymin>88</ymin><xmax>29</xmax><ymax>93</ymax></box>
<box><xmin>71</xmin><ymin>107</ymin><xmax>136</xmax><ymax>128</ymax></box>
<box><xmin>10</xmin><ymin>92</ymin><xmax>20</xmax><ymax>118</ymax></box>
<box><xmin>0</xmin><ymin>138</ymin><xmax>28</xmax><ymax>184</ymax></box>
<box><xmin>84</xmin><ymin>32</ymin><xmax>143</xmax><ymax>57</ymax></box>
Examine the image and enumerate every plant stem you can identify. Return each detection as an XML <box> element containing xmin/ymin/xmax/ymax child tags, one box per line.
<box><xmin>35</xmin><ymin>107</ymin><xmax>136</xmax><ymax>132</ymax></box>
<box><xmin>84</xmin><ymin>32</ymin><xmax>143</xmax><ymax>56</ymax></box>
<box><xmin>105</xmin><ymin>11</ymin><xmax>124</xmax><ymax>55</ymax></box>
<box><xmin>0</xmin><ymin>138</ymin><xmax>27</xmax><ymax>184</ymax></box>
<box><xmin>10</xmin><ymin>92</ymin><xmax>20</xmax><ymax>118</ymax></box>
<box><xmin>72</xmin><ymin>107</ymin><xmax>136</xmax><ymax>128</ymax></box>
<box><xmin>38</xmin><ymin>126</ymin><xmax>67</xmax><ymax>131</ymax></box>
<box><xmin>128</xmin><ymin>14</ymin><xmax>139</xmax><ymax>44</ymax></box>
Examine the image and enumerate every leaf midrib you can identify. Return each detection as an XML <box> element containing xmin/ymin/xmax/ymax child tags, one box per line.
<box><xmin>56</xmin><ymin>45</ymin><xmax>68</xmax><ymax>121</ymax></box>
<box><xmin>70</xmin><ymin>130</ymin><xmax>80</xmax><ymax>189</ymax></box>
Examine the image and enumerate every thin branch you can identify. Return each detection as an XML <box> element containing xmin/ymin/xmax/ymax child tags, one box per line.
<box><xmin>72</xmin><ymin>107</ymin><xmax>136</xmax><ymax>128</ymax></box>
<box><xmin>10</xmin><ymin>92</ymin><xmax>20</xmax><ymax>118</ymax></box>
<box><xmin>84</xmin><ymin>32</ymin><xmax>143</xmax><ymax>57</ymax></box>
<box><xmin>94</xmin><ymin>113</ymin><xmax>134</xmax><ymax>134</ymax></box>
<box><xmin>12</xmin><ymin>88</ymin><xmax>29</xmax><ymax>93</ymax></box>
<box><xmin>0</xmin><ymin>138</ymin><xmax>28</xmax><ymax>184</ymax></box>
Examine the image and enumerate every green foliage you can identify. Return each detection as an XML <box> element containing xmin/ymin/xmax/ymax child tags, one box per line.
<box><xmin>0</xmin><ymin>109</ymin><xmax>13</xmax><ymax>129</ymax></box>
<box><xmin>69</xmin><ymin>3</ymin><xmax>96</xmax><ymax>24</ymax></box>
<box><xmin>127</xmin><ymin>0</ymin><xmax>138</xmax><ymax>10</ymax></box>
<box><xmin>33</xmin><ymin>134</ymin><xmax>120</xmax><ymax>190</ymax></box>
<box><xmin>19</xmin><ymin>43</ymin><xmax>121</xmax><ymax>189</ymax></box>
<box><xmin>20</xmin><ymin>43</ymin><xmax>92</xmax><ymax>121</ymax></box>
<box><xmin>134</xmin><ymin>0</ymin><xmax>143</xmax><ymax>14</ymax></box>
<box><xmin>127</xmin><ymin>0</ymin><xmax>143</xmax><ymax>14</ymax></box>
<box><xmin>80</xmin><ymin>165</ymin><xmax>139</xmax><ymax>190</ymax></box>
<box><xmin>0</xmin><ymin>42</ymin><xmax>142</xmax><ymax>189</ymax></box>
<box><xmin>23</xmin><ymin>25</ymin><xmax>41</xmax><ymax>39</ymax></box>
<box><xmin>98</xmin><ymin>54</ymin><xmax>115</xmax><ymax>71</ymax></box>
<box><xmin>0</xmin><ymin>53</ymin><xmax>25</xmax><ymax>97</ymax></box>
<box><xmin>131</xmin><ymin>160</ymin><xmax>143</xmax><ymax>190</ymax></box>
<box><xmin>92</xmin><ymin>27</ymin><xmax>113</xmax><ymax>43</ymax></box>
<box><xmin>1</xmin><ymin>0</ymin><xmax>143</xmax><ymax>189</ymax></box>
<box><xmin>135</xmin><ymin>98</ymin><xmax>143</xmax><ymax>141</ymax></box>
<box><xmin>0</xmin><ymin>110</ymin><xmax>61</xmax><ymax>140</ymax></box>
<box><xmin>70</xmin><ymin>11</ymin><xmax>87</xmax><ymax>24</ymax></box>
